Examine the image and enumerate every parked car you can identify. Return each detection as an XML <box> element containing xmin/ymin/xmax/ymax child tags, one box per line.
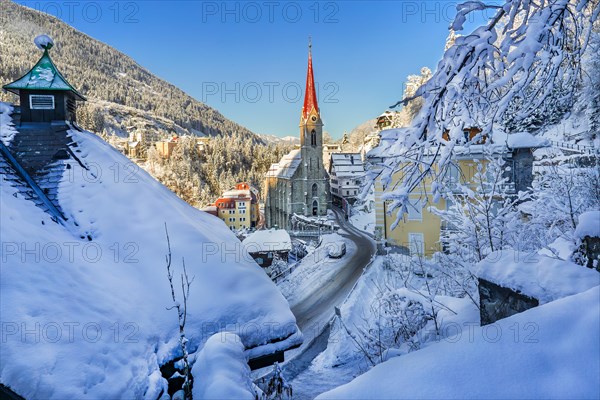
<box><xmin>328</xmin><ymin>243</ymin><xmax>346</xmax><ymax>259</ymax></box>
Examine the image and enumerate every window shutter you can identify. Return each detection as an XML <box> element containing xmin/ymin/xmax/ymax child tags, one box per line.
<box><xmin>29</xmin><ymin>95</ymin><xmax>55</xmax><ymax>110</ymax></box>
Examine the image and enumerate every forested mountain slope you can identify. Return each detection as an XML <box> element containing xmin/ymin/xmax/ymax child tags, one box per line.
<box><xmin>0</xmin><ymin>0</ymin><xmax>256</xmax><ymax>140</ymax></box>
<box><xmin>0</xmin><ymin>0</ymin><xmax>296</xmax><ymax>206</ymax></box>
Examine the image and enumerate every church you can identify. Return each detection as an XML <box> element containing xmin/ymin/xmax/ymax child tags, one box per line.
<box><xmin>264</xmin><ymin>44</ymin><xmax>330</xmax><ymax>230</ymax></box>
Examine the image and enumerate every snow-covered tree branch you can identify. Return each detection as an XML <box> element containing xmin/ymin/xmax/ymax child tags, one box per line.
<box><xmin>383</xmin><ymin>0</ymin><xmax>599</xmax><ymax>223</ymax></box>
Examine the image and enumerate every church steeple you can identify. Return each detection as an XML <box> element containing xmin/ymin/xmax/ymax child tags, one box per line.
<box><xmin>301</xmin><ymin>38</ymin><xmax>320</xmax><ymax>122</ymax></box>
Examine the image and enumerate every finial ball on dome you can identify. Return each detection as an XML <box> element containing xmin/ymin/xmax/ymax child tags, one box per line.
<box><xmin>34</xmin><ymin>35</ymin><xmax>54</xmax><ymax>51</ymax></box>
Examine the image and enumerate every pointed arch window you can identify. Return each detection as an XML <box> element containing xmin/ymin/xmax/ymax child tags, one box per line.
<box><xmin>311</xmin><ymin>129</ymin><xmax>317</xmax><ymax>147</ymax></box>
<box><xmin>312</xmin><ymin>183</ymin><xmax>318</xmax><ymax>198</ymax></box>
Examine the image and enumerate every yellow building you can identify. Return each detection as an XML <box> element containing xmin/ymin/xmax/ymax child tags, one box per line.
<box><xmin>375</xmin><ymin>158</ymin><xmax>477</xmax><ymax>256</ymax></box>
<box><xmin>373</xmin><ymin>129</ymin><xmax>543</xmax><ymax>256</ymax></box>
<box><xmin>214</xmin><ymin>182</ymin><xmax>260</xmax><ymax>231</ymax></box>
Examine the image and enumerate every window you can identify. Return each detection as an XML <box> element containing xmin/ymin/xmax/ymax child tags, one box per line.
<box><xmin>408</xmin><ymin>233</ymin><xmax>425</xmax><ymax>256</ymax></box>
<box><xmin>463</xmin><ymin>129</ymin><xmax>470</xmax><ymax>143</ymax></box>
<box><xmin>312</xmin><ymin>183</ymin><xmax>318</xmax><ymax>198</ymax></box>
<box><xmin>311</xmin><ymin>130</ymin><xmax>317</xmax><ymax>146</ymax></box>
<box><xmin>407</xmin><ymin>200</ymin><xmax>423</xmax><ymax>221</ymax></box>
<box><xmin>29</xmin><ymin>94</ymin><xmax>55</xmax><ymax>110</ymax></box>
<box><xmin>446</xmin><ymin>163</ymin><xmax>460</xmax><ymax>183</ymax></box>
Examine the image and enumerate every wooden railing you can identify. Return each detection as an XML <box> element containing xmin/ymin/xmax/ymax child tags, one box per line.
<box><xmin>550</xmin><ymin>140</ymin><xmax>596</xmax><ymax>155</ymax></box>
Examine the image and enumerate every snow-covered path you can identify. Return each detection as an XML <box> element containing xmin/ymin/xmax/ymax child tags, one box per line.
<box><xmin>280</xmin><ymin>207</ymin><xmax>377</xmax><ymax>395</ymax></box>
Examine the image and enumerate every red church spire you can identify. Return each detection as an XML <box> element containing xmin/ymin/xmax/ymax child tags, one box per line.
<box><xmin>302</xmin><ymin>38</ymin><xmax>319</xmax><ymax>120</ymax></box>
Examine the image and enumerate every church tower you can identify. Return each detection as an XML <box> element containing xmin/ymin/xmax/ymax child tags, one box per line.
<box><xmin>299</xmin><ymin>39</ymin><xmax>329</xmax><ymax>217</ymax></box>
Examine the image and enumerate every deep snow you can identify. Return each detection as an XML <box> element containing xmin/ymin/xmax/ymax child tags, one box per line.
<box><xmin>0</xmin><ymin>104</ymin><xmax>300</xmax><ymax>398</ymax></box>
<box><xmin>318</xmin><ymin>286</ymin><xmax>600</xmax><ymax>399</ymax></box>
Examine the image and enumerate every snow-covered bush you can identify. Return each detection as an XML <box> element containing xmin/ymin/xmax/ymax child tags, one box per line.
<box><xmin>256</xmin><ymin>363</ymin><xmax>293</xmax><ymax>400</ymax></box>
<box><xmin>526</xmin><ymin>162</ymin><xmax>600</xmax><ymax>256</ymax></box>
<box><xmin>357</xmin><ymin>287</ymin><xmax>430</xmax><ymax>364</ymax></box>
<box><xmin>337</xmin><ymin>253</ymin><xmax>478</xmax><ymax>368</ymax></box>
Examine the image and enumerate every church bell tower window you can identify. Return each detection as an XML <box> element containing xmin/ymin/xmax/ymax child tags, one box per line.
<box><xmin>311</xmin><ymin>129</ymin><xmax>316</xmax><ymax>146</ymax></box>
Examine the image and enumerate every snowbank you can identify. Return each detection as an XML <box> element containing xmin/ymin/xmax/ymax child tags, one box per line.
<box><xmin>349</xmin><ymin>208</ymin><xmax>375</xmax><ymax>235</ymax></box>
<box><xmin>242</xmin><ymin>229</ymin><xmax>292</xmax><ymax>252</ymax></box>
<box><xmin>0</xmin><ymin>102</ymin><xmax>17</xmax><ymax>145</ymax></box>
<box><xmin>192</xmin><ymin>333</ymin><xmax>256</xmax><ymax>400</ymax></box>
<box><xmin>473</xmin><ymin>250</ymin><xmax>599</xmax><ymax>303</ymax></box>
<box><xmin>0</xmin><ymin>110</ymin><xmax>300</xmax><ymax>398</ymax></box>
<box><xmin>575</xmin><ymin>210</ymin><xmax>600</xmax><ymax>239</ymax></box>
<box><xmin>318</xmin><ymin>286</ymin><xmax>600</xmax><ymax>399</ymax></box>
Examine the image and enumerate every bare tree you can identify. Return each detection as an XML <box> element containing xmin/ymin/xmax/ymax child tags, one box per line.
<box><xmin>165</xmin><ymin>224</ymin><xmax>194</xmax><ymax>399</ymax></box>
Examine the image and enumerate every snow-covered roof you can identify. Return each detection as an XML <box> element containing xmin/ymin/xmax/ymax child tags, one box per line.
<box><xmin>473</xmin><ymin>250</ymin><xmax>599</xmax><ymax>303</ymax></box>
<box><xmin>222</xmin><ymin>188</ymin><xmax>251</xmax><ymax>200</ymax></box>
<box><xmin>365</xmin><ymin>127</ymin><xmax>556</xmax><ymax>170</ymax></box>
<box><xmin>242</xmin><ymin>229</ymin><xmax>292</xmax><ymax>252</ymax></box>
<box><xmin>3</xmin><ymin>47</ymin><xmax>85</xmax><ymax>101</ymax></box>
<box><xmin>330</xmin><ymin>153</ymin><xmax>365</xmax><ymax>177</ymax></box>
<box><xmin>575</xmin><ymin>211</ymin><xmax>600</xmax><ymax>239</ymax></box>
<box><xmin>265</xmin><ymin>149</ymin><xmax>302</xmax><ymax>179</ymax></box>
<box><xmin>493</xmin><ymin>131</ymin><xmax>551</xmax><ymax>149</ymax></box>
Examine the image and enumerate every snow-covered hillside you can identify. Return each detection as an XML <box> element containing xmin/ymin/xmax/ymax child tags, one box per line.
<box><xmin>0</xmin><ymin>106</ymin><xmax>301</xmax><ymax>398</ymax></box>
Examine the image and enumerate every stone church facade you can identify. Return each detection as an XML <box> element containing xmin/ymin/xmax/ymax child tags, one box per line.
<box><xmin>264</xmin><ymin>45</ymin><xmax>330</xmax><ymax>230</ymax></box>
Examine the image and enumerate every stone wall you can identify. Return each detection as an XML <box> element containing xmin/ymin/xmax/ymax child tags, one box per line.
<box><xmin>478</xmin><ymin>278</ymin><xmax>539</xmax><ymax>325</ymax></box>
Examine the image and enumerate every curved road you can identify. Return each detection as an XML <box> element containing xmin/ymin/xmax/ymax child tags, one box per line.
<box><xmin>283</xmin><ymin>206</ymin><xmax>377</xmax><ymax>379</ymax></box>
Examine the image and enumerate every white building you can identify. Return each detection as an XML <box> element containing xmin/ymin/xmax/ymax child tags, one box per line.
<box><xmin>329</xmin><ymin>152</ymin><xmax>365</xmax><ymax>205</ymax></box>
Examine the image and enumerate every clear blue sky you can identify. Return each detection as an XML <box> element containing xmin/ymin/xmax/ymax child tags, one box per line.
<box><xmin>18</xmin><ymin>1</ymin><xmax>493</xmax><ymax>139</ymax></box>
